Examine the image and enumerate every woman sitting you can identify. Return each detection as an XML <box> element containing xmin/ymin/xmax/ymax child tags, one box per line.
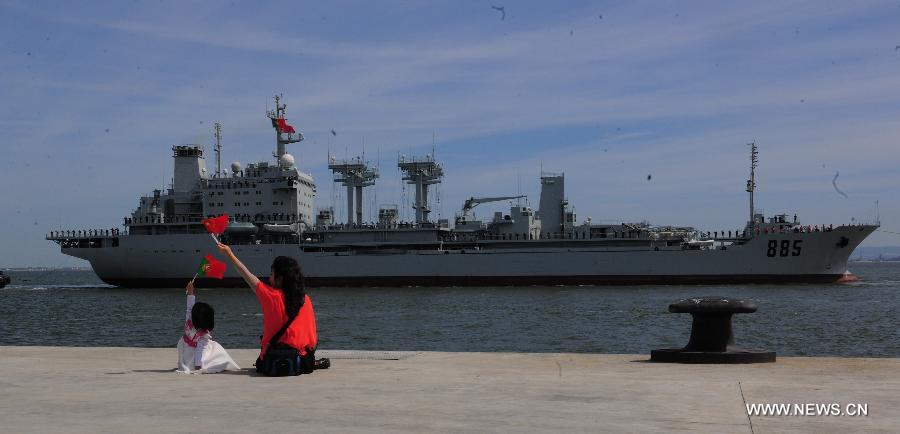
<box><xmin>216</xmin><ymin>242</ymin><xmax>326</xmax><ymax>375</ymax></box>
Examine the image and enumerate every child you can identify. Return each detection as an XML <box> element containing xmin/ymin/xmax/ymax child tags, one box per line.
<box><xmin>176</xmin><ymin>281</ymin><xmax>240</xmax><ymax>374</ymax></box>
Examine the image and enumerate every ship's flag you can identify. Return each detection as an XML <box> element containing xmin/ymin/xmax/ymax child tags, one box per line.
<box><xmin>202</xmin><ymin>214</ymin><xmax>229</xmax><ymax>235</ymax></box>
<box><xmin>276</xmin><ymin>118</ymin><xmax>297</xmax><ymax>134</ymax></box>
<box><xmin>197</xmin><ymin>254</ymin><xmax>227</xmax><ymax>279</ymax></box>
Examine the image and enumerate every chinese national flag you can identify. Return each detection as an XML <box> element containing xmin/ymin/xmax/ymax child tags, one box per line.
<box><xmin>202</xmin><ymin>214</ymin><xmax>229</xmax><ymax>235</ymax></box>
<box><xmin>276</xmin><ymin>118</ymin><xmax>297</xmax><ymax>134</ymax></box>
<box><xmin>197</xmin><ymin>254</ymin><xmax>226</xmax><ymax>279</ymax></box>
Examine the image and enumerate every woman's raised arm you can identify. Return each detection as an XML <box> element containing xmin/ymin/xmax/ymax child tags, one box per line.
<box><xmin>216</xmin><ymin>242</ymin><xmax>260</xmax><ymax>291</ymax></box>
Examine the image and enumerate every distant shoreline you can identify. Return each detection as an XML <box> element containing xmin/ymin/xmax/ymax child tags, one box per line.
<box><xmin>2</xmin><ymin>267</ymin><xmax>93</xmax><ymax>271</ymax></box>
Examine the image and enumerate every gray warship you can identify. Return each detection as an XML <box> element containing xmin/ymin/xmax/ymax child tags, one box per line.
<box><xmin>48</xmin><ymin>96</ymin><xmax>878</xmax><ymax>287</ymax></box>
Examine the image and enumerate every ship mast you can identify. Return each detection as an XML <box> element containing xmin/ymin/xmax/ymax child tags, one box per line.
<box><xmin>398</xmin><ymin>155</ymin><xmax>444</xmax><ymax>224</ymax></box>
<box><xmin>746</xmin><ymin>142</ymin><xmax>758</xmax><ymax>227</ymax></box>
<box><xmin>266</xmin><ymin>94</ymin><xmax>303</xmax><ymax>158</ymax></box>
<box><xmin>213</xmin><ymin>122</ymin><xmax>222</xmax><ymax>177</ymax></box>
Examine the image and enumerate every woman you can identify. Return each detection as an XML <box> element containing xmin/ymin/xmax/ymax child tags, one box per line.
<box><xmin>216</xmin><ymin>242</ymin><xmax>324</xmax><ymax>374</ymax></box>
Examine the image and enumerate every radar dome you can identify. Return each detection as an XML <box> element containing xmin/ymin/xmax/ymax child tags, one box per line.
<box><xmin>279</xmin><ymin>153</ymin><xmax>295</xmax><ymax>168</ymax></box>
<box><xmin>231</xmin><ymin>162</ymin><xmax>242</xmax><ymax>173</ymax></box>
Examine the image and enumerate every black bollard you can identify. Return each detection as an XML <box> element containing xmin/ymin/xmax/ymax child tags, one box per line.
<box><xmin>651</xmin><ymin>296</ymin><xmax>775</xmax><ymax>363</ymax></box>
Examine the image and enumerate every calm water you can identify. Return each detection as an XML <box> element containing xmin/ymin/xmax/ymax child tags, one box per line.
<box><xmin>1</xmin><ymin>263</ymin><xmax>898</xmax><ymax>357</ymax></box>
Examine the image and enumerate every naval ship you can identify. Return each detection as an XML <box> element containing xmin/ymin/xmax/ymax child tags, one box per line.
<box><xmin>48</xmin><ymin>96</ymin><xmax>878</xmax><ymax>287</ymax></box>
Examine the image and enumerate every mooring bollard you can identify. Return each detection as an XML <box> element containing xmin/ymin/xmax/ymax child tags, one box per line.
<box><xmin>650</xmin><ymin>296</ymin><xmax>775</xmax><ymax>363</ymax></box>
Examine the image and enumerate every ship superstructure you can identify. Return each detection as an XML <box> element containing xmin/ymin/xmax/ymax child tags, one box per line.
<box><xmin>91</xmin><ymin>95</ymin><xmax>314</xmax><ymax>242</ymax></box>
<box><xmin>48</xmin><ymin>98</ymin><xmax>878</xmax><ymax>287</ymax></box>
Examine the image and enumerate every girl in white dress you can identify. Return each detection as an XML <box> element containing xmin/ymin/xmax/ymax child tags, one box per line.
<box><xmin>176</xmin><ymin>281</ymin><xmax>240</xmax><ymax>374</ymax></box>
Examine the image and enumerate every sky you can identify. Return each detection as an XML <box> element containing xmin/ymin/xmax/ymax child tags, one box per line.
<box><xmin>2</xmin><ymin>0</ymin><xmax>900</xmax><ymax>267</ymax></box>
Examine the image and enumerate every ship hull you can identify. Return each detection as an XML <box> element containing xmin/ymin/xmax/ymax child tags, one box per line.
<box><xmin>59</xmin><ymin>224</ymin><xmax>877</xmax><ymax>288</ymax></box>
<box><xmin>101</xmin><ymin>274</ymin><xmax>846</xmax><ymax>288</ymax></box>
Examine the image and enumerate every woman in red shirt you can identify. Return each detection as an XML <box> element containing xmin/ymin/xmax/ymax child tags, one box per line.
<box><xmin>215</xmin><ymin>242</ymin><xmax>323</xmax><ymax>372</ymax></box>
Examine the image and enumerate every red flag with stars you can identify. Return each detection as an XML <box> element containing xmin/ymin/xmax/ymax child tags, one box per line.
<box><xmin>202</xmin><ymin>214</ymin><xmax>229</xmax><ymax>235</ymax></box>
<box><xmin>276</xmin><ymin>118</ymin><xmax>296</xmax><ymax>134</ymax></box>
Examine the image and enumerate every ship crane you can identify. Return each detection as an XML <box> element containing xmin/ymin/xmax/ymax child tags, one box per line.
<box><xmin>460</xmin><ymin>195</ymin><xmax>526</xmax><ymax>220</ymax></box>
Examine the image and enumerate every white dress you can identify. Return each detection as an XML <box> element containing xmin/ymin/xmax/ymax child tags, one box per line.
<box><xmin>176</xmin><ymin>294</ymin><xmax>240</xmax><ymax>374</ymax></box>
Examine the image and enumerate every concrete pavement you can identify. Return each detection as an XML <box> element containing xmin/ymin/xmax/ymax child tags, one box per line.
<box><xmin>0</xmin><ymin>347</ymin><xmax>897</xmax><ymax>433</ymax></box>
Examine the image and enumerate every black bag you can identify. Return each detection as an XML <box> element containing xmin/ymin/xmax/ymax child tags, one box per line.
<box><xmin>255</xmin><ymin>307</ymin><xmax>316</xmax><ymax>377</ymax></box>
<box><xmin>257</xmin><ymin>343</ymin><xmax>315</xmax><ymax>377</ymax></box>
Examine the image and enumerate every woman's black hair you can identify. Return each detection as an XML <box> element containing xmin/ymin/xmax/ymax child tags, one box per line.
<box><xmin>191</xmin><ymin>302</ymin><xmax>215</xmax><ymax>331</ymax></box>
<box><xmin>271</xmin><ymin>256</ymin><xmax>306</xmax><ymax>315</ymax></box>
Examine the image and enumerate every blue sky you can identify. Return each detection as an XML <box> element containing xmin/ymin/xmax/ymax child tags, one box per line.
<box><xmin>2</xmin><ymin>0</ymin><xmax>900</xmax><ymax>267</ymax></box>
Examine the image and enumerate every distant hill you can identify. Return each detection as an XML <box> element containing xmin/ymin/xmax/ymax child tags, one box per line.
<box><xmin>851</xmin><ymin>246</ymin><xmax>900</xmax><ymax>261</ymax></box>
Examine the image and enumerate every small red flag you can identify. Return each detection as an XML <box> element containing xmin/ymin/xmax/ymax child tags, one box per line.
<box><xmin>202</xmin><ymin>214</ymin><xmax>229</xmax><ymax>235</ymax></box>
<box><xmin>197</xmin><ymin>254</ymin><xmax>226</xmax><ymax>279</ymax></box>
<box><xmin>276</xmin><ymin>118</ymin><xmax>296</xmax><ymax>134</ymax></box>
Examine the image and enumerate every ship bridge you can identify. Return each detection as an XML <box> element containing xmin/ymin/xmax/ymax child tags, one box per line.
<box><xmin>118</xmin><ymin>95</ymin><xmax>317</xmax><ymax>242</ymax></box>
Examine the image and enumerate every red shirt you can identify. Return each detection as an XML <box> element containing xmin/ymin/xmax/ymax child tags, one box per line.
<box><xmin>255</xmin><ymin>281</ymin><xmax>318</xmax><ymax>358</ymax></box>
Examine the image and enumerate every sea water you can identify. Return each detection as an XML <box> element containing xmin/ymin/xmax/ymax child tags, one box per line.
<box><xmin>1</xmin><ymin>263</ymin><xmax>898</xmax><ymax>357</ymax></box>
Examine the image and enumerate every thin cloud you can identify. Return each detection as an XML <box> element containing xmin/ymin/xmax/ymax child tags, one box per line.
<box><xmin>2</xmin><ymin>0</ymin><xmax>899</xmax><ymax>266</ymax></box>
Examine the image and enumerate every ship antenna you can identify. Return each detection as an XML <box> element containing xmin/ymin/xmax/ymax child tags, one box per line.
<box><xmin>266</xmin><ymin>93</ymin><xmax>302</xmax><ymax>160</ymax></box>
<box><xmin>213</xmin><ymin>122</ymin><xmax>222</xmax><ymax>177</ymax></box>
<box><xmin>517</xmin><ymin>170</ymin><xmax>522</xmax><ymax>206</ymax></box>
<box><xmin>746</xmin><ymin>142</ymin><xmax>758</xmax><ymax>227</ymax></box>
<box><xmin>432</xmin><ymin>131</ymin><xmax>438</xmax><ymax>166</ymax></box>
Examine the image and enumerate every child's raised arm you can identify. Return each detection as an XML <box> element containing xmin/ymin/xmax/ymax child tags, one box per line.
<box><xmin>216</xmin><ymin>242</ymin><xmax>260</xmax><ymax>291</ymax></box>
<box><xmin>184</xmin><ymin>280</ymin><xmax>196</xmax><ymax>321</ymax></box>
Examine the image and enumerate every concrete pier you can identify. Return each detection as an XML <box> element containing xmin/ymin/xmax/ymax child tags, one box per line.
<box><xmin>0</xmin><ymin>347</ymin><xmax>897</xmax><ymax>433</ymax></box>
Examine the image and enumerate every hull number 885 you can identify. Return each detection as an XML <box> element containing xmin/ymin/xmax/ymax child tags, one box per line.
<box><xmin>767</xmin><ymin>239</ymin><xmax>802</xmax><ymax>257</ymax></box>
